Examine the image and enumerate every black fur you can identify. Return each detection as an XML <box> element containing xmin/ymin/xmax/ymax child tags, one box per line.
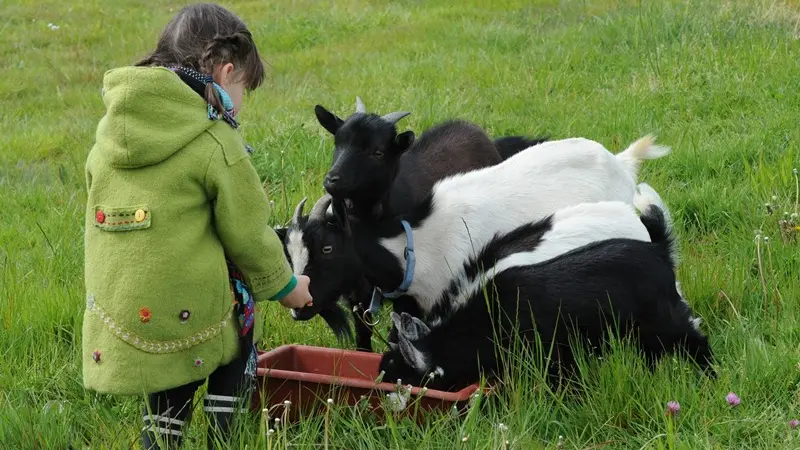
<box><xmin>493</xmin><ymin>135</ymin><xmax>550</xmax><ymax>160</ymax></box>
<box><xmin>378</xmin><ymin>206</ymin><xmax>715</xmax><ymax>391</ymax></box>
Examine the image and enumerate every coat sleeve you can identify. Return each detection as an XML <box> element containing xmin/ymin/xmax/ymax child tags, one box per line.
<box><xmin>204</xmin><ymin>145</ymin><xmax>296</xmax><ymax>302</ymax></box>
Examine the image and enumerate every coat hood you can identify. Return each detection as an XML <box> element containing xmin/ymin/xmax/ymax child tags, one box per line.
<box><xmin>94</xmin><ymin>66</ymin><xmax>216</xmax><ymax>168</ymax></box>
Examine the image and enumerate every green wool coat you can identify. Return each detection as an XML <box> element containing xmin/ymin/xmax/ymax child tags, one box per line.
<box><xmin>82</xmin><ymin>66</ymin><xmax>294</xmax><ymax>396</ymax></box>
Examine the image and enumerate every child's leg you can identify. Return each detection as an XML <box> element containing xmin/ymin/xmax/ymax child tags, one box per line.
<box><xmin>142</xmin><ymin>379</ymin><xmax>203</xmax><ymax>450</ymax></box>
<box><xmin>204</xmin><ymin>353</ymin><xmax>254</xmax><ymax>449</ymax></box>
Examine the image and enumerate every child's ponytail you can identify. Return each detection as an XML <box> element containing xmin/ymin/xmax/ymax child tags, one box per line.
<box><xmin>198</xmin><ymin>32</ymin><xmax>262</xmax><ymax>117</ymax></box>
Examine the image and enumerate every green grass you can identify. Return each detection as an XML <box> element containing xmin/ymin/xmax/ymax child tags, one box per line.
<box><xmin>2</xmin><ymin>0</ymin><xmax>800</xmax><ymax>448</ymax></box>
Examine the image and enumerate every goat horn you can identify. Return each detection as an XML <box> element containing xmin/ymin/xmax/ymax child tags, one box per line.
<box><xmin>355</xmin><ymin>96</ymin><xmax>367</xmax><ymax>114</ymax></box>
<box><xmin>292</xmin><ymin>197</ymin><xmax>308</xmax><ymax>225</ymax></box>
<box><xmin>381</xmin><ymin>111</ymin><xmax>410</xmax><ymax>125</ymax></box>
<box><xmin>310</xmin><ymin>194</ymin><xmax>333</xmax><ymax>221</ymax></box>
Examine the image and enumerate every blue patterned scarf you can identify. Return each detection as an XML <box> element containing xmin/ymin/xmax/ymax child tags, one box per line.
<box><xmin>168</xmin><ymin>65</ymin><xmax>241</xmax><ymax>130</ymax></box>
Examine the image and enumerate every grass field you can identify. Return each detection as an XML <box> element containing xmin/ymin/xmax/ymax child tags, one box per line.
<box><xmin>2</xmin><ymin>0</ymin><xmax>800</xmax><ymax>448</ymax></box>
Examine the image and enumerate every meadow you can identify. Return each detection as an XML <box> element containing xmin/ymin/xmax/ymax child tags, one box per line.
<box><xmin>2</xmin><ymin>0</ymin><xmax>800</xmax><ymax>448</ymax></box>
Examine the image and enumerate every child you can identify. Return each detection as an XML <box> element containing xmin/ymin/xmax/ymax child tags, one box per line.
<box><xmin>81</xmin><ymin>3</ymin><xmax>312</xmax><ymax>449</ymax></box>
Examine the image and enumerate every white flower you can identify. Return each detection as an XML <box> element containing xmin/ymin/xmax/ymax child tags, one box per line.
<box><xmin>327</xmin><ymin>398</ymin><xmax>334</xmax><ymax>405</ymax></box>
<box><xmin>498</xmin><ymin>423</ymin><xmax>508</xmax><ymax>431</ymax></box>
<box><xmin>47</xmin><ymin>23</ymin><xmax>60</xmax><ymax>31</ymax></box>
<box><xmin>387</xmin><ymin>392</ymin><xmax>408</xmax><ymax>411</ymax></box>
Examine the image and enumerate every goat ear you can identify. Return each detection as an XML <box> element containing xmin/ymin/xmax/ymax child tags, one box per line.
<box><xmin>400</xmin><ymin>312</ymin><xmax>430</xmax><ymax>341</ymax></box>
<box><xmin>390</xmin><ymin>312</ymin><xmax>404</xmax><ymax>334</ymax></box>
<box><xmin>398</xmin><ymin>331</ymin><xmax>428</xmax><ymax>373</ymax></box>
<box><xmin>315</xmin><ymin>105</ymin><xmax>343</xmax><ymax>136</ymax></box>
<box><xmin>394</xmin><ymin>131</ymin><xmax>415</xmax><ymax>153</ymax></box>
<box><xmin>331</xmin><ymin>198</ymin><xmax>352</xmax><ymax>237</ymax></box>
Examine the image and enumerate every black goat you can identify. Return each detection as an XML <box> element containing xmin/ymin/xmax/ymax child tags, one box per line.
<box><xmin>377</xmin><ymin>203</ymin><xmax>715</xmax><ymax>392</ymax></box>
<box><xmin>314</xmin><ymin>97</ymin><xmax>547</xmax><ymax>220</ymax></box>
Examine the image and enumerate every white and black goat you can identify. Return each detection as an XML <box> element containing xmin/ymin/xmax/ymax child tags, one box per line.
<box><xmin>283</xmin><ymin>135</ymin><xmax>670</xmax><ymax>350</ymax></box>
<box><xmin>378</xmin><ymin>199</ymin><xmax>714</xmax><ymax>391</ymax></box>
<box><xmin>314</xmin><ymin>96</ymin><xmax>547</xmax><ymax>219</ymax></box>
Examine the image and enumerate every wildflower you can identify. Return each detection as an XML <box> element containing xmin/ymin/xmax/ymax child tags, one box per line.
<box><xmin>327</xmin><ymin>398</ymin><xmax>334</xmax><ymax>405</ymax></box>
<box><xmin>461</xmin><ymin>435</ymin><xmax>469</xmax><ymax>442</ymax></box>
<box><xmin>267</xmin><ymin>429</ymin><xmax>275</xmax><ymax>436</ymax></box>
<box><xmin>726</xmin><ymin>392</ymin><xmax>741</xmax><ymax>407</ymax></box>
<box><xmin>790</xmin><ymin>419</ymin><xmax>799</xmax><ymax>429</ymax></box>
<box><xmin>557</xmin><ymin>435</ymin><xmax>564</xmax><ymax>448</ymax></box>
<box><xmin>666</xmin><ymin>400</ymin><xmax>680</xmax><ymax>416</ymax></box>
<box><xmin>772</xmin><ymin>195</ymin><xmax>778</xmax><ymax>201</ymax></box>
<box><xmin>47</xmin><ymin>23</ymin><xmax>60</xmax><ymax>31</ymax></box>
<box><xmin>284</xmin><ymin>400</ymin><xmax>291</xmax><ymax>406</ymax></box>
<box><xmin>498</xmin><ymin>423</ymin><xmax>508</xmax><ymax>431</ymax></box>
<box><xmin>794</xmin><ymin>168</ymin><xmax>798</xmax><ymax>175</ymax></box>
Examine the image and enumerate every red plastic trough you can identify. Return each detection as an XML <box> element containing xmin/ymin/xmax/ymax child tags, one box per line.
<box><xmin>252</xmin><ymin>345</ymin><xmax>489</xmax><ymax>423</ymax></box>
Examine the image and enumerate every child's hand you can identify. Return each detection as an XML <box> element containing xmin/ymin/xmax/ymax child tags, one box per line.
<box><xmin>278</xmin><ymin>275</ymin><xmax>313</xmax><ymax>309</ymax></box>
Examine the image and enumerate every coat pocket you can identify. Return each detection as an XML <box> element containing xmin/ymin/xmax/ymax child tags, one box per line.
<box><xmin>93</xmin><ymin>205</ymin><xmax>152</xmax><ymax>231</ymax></box>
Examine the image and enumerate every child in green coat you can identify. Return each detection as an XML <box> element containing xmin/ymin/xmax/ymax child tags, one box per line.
<box><xmin>82</xmin><ymin>3</ymin><xmax>312</xmax><ymax>449</ymax></box>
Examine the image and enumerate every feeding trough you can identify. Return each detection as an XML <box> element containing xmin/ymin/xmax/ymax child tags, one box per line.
<box><xmin>252</xmin><ymin>344</ymin><xmax>489</xmax><ymax>423</ymax></box>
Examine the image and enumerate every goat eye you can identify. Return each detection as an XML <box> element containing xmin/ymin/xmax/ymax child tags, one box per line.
<box><xmin>374</xmin><ymin>150</ymin><xmax>384</xmax><ymax>159</ymax></box>
<box><xmin>322</xmin><ymin>245</ymin><xmax>333</xmax><ymax>254</ymax></box>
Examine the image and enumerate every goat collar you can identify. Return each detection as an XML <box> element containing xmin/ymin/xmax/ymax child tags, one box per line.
<box><xmin>368</xmin><ymin>219</ymin><xmax>416</xmax><ymax>316</ymax></box>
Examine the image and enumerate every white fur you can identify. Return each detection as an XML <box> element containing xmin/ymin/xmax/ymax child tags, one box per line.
<box><xmin>287</xmin><ymin>229</ymin><xmax>309</xmax><ymax>276</ymax></box>
<box><xmin>379</xmin><ymin>136</ymin><xmax>670</xmax><ymax>314</ymax></box>
<box><xmin>674</xmin><ymin>280</ymin><xmax>702</xmax><ymax>331</ymax></box>
<box><xmin>447</xmin><ymin>201</ymin><xmax>652</xmax><ymax>312</ymax></box>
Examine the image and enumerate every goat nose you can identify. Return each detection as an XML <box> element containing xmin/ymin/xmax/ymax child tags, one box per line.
<box><xmin>326</xmin><ymin>175</ymin><xmax>340</xmax><ymax>184</ymax></box>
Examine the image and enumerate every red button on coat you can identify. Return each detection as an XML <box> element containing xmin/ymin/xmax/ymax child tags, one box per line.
<box><xmin>96</xmin><ymin>210</ymin><xmax>105</xmax><ymax>223</ymax></box>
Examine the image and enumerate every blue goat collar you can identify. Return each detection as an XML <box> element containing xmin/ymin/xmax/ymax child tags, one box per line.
<box><xmin>368</xmin><ymin>220</ymin><xmax>415</xmax><ymax>316</ymax></box>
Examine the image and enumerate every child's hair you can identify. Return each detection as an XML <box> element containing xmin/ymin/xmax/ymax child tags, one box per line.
<box><xmin>135</xmin><ymin>3</ymin><xmax>265</xmax><ymax>114</ymax></box>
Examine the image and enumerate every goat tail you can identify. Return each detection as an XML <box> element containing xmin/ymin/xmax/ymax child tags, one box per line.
<box><xmin>633</xmin><ymin>184</ymin><xmax>679</xmax><ymax>267</ymax></box>
<box><xmin>615</xmin><ymin>134</ymin><xmax>671</xmax><ymax>180</ymax></box>
<box><xmin>634</xmin><ymin>182</ymin><xmax>674</xmax><ymax>226</ymax></box>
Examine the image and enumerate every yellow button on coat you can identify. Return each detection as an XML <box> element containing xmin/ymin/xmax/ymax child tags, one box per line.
<box><xmin>135</xmin><ymin>209</ymin><xmax>146</xmax><ymax>222</ymax></box>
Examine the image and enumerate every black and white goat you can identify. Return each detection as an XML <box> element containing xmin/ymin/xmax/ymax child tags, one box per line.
<box><xmin>377</xmin><ymin>199</ymin><xmax>714</xmax><ymax>391</ymax></box>
<box><xmin>314</xmin><ymin>97</ymin><xmax>547</xmax><ymax>219</ymax></box>
<box><xmin>284</xmin><ymin>135</ymin><xmax>671</xmax><ymax>349</ymax></box>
